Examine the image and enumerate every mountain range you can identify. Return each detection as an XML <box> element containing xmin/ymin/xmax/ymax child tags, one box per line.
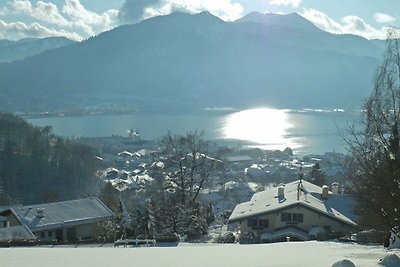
<box><xmin>0</xmin><ymin>37</ymin><xmax>75</xmax><ymax>63</ymax></box>
<box><xmin>0</xmin><ymin>12</ymin><xmax>386</xmax><ymax>113</ymax></box>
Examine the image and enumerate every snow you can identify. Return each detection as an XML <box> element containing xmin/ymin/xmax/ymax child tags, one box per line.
<box><xmin>0</xmin><ymin>242</ymin><xmax>398</xmax><ymax>267</ymax></box>
<box><xmin>332</xmin><ymin>259</ymin><xmax>356</xmax><ymax>267</ymax></box>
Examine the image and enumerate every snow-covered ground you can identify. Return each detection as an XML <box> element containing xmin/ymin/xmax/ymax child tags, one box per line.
<box><xmin>0</xmin><ymin>241</ymin><xmax>399</xmax><ymax>267</ymax></box>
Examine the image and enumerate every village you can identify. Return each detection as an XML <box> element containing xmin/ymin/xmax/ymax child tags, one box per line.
<box><xmin>1</xmin><ymin>132</ymin><xmax>400</xmax><ymax>267</ymax></box>
<box><xmin>0</xmin><ymin>132</ymin><xmax>367</xmax><ymax>245</ymax></box>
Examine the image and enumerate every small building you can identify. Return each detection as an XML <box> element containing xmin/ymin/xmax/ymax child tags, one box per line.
<box><xmin>229</xmin><ymin>180</ymin><xmax>357</xmax><ymax>243</ymax></box>
<box><xmin>224</xmin><ymin>155</ymin><xmax>253</xmax><ymax>163</ymax></box>
<box><xmin>0</xmin><ymin>197</ymin><xmax>114</xmax><ymax>242</ymax></box>
<box><xmin>105</xmin><ymin>168</ymin><xmax>120</xmax><ymax>180</ymax></box>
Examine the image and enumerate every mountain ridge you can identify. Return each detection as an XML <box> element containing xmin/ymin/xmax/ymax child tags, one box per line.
<box><xmin>0</xmin><ymin>12</ymin><xmax>385</xmax><ymax>113</ymax></box>
<box><xmin>0</xmin><ymin>37</ymin><xmax>76</xmax><ymax>63</ymax></box>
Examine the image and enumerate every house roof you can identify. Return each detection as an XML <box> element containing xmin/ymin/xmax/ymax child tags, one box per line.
<box><xmin>229</xmin><ymin>180</ymin><xmax>357</xmax><ymax>227</ymax></box>
<box><xmin>10</xmin><ymin>197</ymin><xmax>114</xmax><ymax>232</ymax></box>
<box><xmin>225</xmin><ymin>155</ymin><xmax>252</xmax><ymax>162</ymax></box>
<box><xmin>0</xmin><ymin>204</ymin><xmax>22</xmax><ymax>213</ymax></box>
<box><xmin>0</xmin><ymin>225</ymin><xmax>36</xmax><ymax>241</ymax></box>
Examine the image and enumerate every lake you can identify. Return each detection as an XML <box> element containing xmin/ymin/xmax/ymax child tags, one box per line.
<box><xmin>27</xmin><ymin>108</ymin><xmax>360</xmax><ymax>156</ymax></box>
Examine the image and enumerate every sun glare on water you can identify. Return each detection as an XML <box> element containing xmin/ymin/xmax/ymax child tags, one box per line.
<box><xmin>222</xmin><ymin>108</ymin><xmax>298</xmax><ymax>150</ymax></box>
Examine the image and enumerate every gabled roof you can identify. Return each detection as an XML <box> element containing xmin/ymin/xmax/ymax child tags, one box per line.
<box><xmin>10</xmin><ymin>197</ymin><xmax>114</xmax><ymax>232</ymax></box>
<box><xmin>0</xmin><ymin>204</ymin><xmax>22</xmax><ymax>213</ymax></box>
<box><xmin>229</xmin><ymin>180</ymin><xmax>357</xmax><ymax>227</ymax></box>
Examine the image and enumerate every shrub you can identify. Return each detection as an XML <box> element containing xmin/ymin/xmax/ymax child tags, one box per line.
<box><xmin>213</xmin><ymin>235</ymin><xmax>225</xmax><ymax>243</ymax></box>
<box><xmin>239</xmin><ymin>231</ymin><xmax>259</xmax><ymax>244</ymax></box>
<box><xmin>223</xmin><ymin>232</ymin><xmax>235</xmax><ymax>243</ymax></box>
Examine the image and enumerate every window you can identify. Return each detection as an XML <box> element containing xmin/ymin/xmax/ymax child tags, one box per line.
<box><xmin>281</xmin><ymin>213</ymin><xmax>292</xmax><ymax>222</ymax></box>
<box><xmin>258</xmin><ymin>219</ymin><xmax>269</xmax><ymax>228</ymax></box>
<box><xmin>48</xmin><ymin>231</ymin><xmax>53</xmax><ymax>238</ymax></box>
<box><xmin>40</xmin><ymin>232</ymin><xmax>45</xmax><ymax>239</ymax></box>
<box><xmin>247</xmin><ymin>218</ymin><xmax>257</xmax><ymax>228</ymax></box>
<box><xmin>293</xmin><ymin>213</ymin><xmax>304</xmax><ymax>223</ymax></box>
<box><xmin>281</xmin><ymin>212</ymin><xmax>304</xmax><ymax>224</ymax></box>
<box><xmin>247</xmin><ymin>218</ymin><xmax>269</xmax><ymax>229</ymax></box>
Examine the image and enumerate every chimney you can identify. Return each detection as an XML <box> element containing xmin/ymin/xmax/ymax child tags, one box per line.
<box><xmin>321</xmin><ymin>185</ymin><xmax>329</xmax><ymax>199</ymax></box>
<box><xmin>331</xmin><ymin>182</ymin><xmax>340</xmax><ymax>194</ymax></box>
<box><xmin>278</xmin><ymin>185</ymin><xmax>285</xmax><ymax>198</ymax></box>
<box><xmin>36</xmin><ymin>208</ymin><xmax>45</xmax><ymax>218</ymax></box>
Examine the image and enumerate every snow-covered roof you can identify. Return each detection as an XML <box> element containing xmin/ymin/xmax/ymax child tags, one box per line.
<box><xmin>106</xmin><ymin>167</ymin><xmax>119</xmax><ymax>174</ymax></box>
<box><xmin>10</xmin><ymin>197</ymin><xmax>114</xmax><ymax>232</ymax></box>
<box><xmin>0</xmin><ymin>225</ymin><xmax>36</xmax><ymax>241</ymax></box>
<box><xmin>118</xmin><ymin>151</ymin><xmax>134</xmax><ymax>157</ymax></box>
<box><xmin>229</xmin><ymin>180</ymin><xmax>357</xmax><ymax>227</ymax></box>
<box><xmin>225</xmin><ymin>155</ymin><xmax>252</xmax><ymax>162</ymax></box>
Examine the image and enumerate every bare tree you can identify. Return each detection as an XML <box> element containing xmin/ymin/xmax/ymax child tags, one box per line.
<box><xmin>343</xmin><ymin>31</ymin><xmax>400</xmax><ymax>231</ymax></box>
<box><xmin>158</xmin><ymin>131</ymin><xmax>220</xmax><ymax>239</ymax></box>
<box><xmin>160</xmin><ymin>130</ymin><xmax>219</xmax><ymax>204</ymax></box>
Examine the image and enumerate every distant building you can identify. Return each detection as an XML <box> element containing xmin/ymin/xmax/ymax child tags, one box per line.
<box><xmin>0</xmin><ymin>197</ymin><xmax>114</xmax><ymax>242</ymax></box>
<box><xmin>224</xmin><ymin>155</ymin><xmax>253</xmax><ymax>163</ymax></box>
<box><xmin>229</xmin><ymin>180</ymin><xmax>357</xmax><ymax>243</ymax></box>
<box><xmin>128</xmin><ymin>128</ymin><xmax>141</xmax><ymax>143</ymax></box>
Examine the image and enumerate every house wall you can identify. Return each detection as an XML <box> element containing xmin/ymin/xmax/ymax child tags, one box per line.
<box><xmin>239</xmin><ymin>205</ymin><xmax>355</xmax><ymax>236</ymax></box>
<box><xmin>34</xmin><ymin>229</ymin><xmax>56</xmax><ymax>241</ymax></box>
<box><xmin>34</xmin><ymin>223</ymin><xmax>97</xmax><ymax>241</ymax></box>
<box><xmin>76</xmin><ymin>223</ymin><xmax>95</xmax><ymax>239</ymax></box>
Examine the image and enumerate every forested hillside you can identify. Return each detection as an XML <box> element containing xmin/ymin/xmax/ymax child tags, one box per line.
<box><xmin>0</xmin><ymin>113</ymin><xmax>100</xmax><ymax>205</ymax></box>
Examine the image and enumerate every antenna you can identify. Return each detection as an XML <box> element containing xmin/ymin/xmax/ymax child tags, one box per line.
<box><xmin>297</xmin><ymin>163</ymin><xmax>304</xmax><ymax>201</ymax></box>
<box><xmin>299</xmin><ymin>163</ymin><xmax>303</xmax><ymax>184</ymax></box>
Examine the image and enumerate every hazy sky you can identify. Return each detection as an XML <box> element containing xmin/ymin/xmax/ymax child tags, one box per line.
<box><xmin>0</xmin><ymin>0</ymin><xmax>399</xmax><ymax>41</ymax></box>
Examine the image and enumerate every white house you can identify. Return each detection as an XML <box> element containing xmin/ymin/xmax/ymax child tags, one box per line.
<box><xmin>228</xmin><ymin>180</ymin><xmax>357</xmax><ymax>243</ymax></box>
<box><xmin>0</xmin><ymin>197</ymin><xmax>114</xmax><ymax>242</ymax></box>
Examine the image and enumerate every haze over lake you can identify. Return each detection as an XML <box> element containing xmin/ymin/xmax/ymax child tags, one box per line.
<box><xmin>27</xmin><ymin>108</ymin><xmax>359</xmax><ymax>156</ymax></box>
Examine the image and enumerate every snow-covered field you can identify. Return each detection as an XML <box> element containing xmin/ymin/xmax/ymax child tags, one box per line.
<box><xmin>0</xmin><ymin>241</ymin><xmax>398</xmax><ymax>267</ymax></box>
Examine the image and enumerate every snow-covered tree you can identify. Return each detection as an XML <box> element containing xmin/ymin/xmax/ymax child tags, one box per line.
<box><xmin>160</xmin><ymin>130</ymin><xmax>219</xmax><ymax>204</ymax></box>
<box><xmin>155</xmin><ymin>131</ymin><xmax>220</xmax><ymax>239</ymax></box>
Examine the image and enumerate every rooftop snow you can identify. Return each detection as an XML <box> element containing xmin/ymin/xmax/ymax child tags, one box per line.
<box><xmin>225</xmin><ymin>155</ymin><xmax>252</xmax><ymax>162</ymax></box>
<box><xmin>10</xmin><ymin>197</ymin><xmax>114</xmax><ymax>232</ymax></box>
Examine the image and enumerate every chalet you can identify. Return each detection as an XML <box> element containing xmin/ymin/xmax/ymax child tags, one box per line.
<box><xmin>228</xmin><ymin>180</ymin><xmax>357</xmax><ymax>243</ymax></box>
<box><xmin>0</xmin><ymin>197</ymin><xmax>114</xmax><ymax>242</ymax></box>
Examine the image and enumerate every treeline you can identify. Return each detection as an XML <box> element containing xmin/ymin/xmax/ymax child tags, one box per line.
<box><xmin>0</xmin><ymin>113</ymin><xmax>100</xmax><ymax>204</ymax></box>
